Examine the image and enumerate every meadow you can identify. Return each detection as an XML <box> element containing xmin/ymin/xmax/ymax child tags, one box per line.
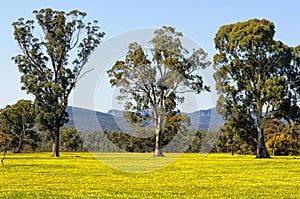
<box><xmin>0</xmin><ymin>152</ymin><xmax>299</xmax><ymax>198</ymax></box>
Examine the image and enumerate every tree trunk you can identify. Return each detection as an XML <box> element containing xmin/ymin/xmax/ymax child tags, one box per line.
<box><xmin>1</xmin><ymin>150</ymin><xmax>7</xmax><ymax>166</ymax></box>
<box><xmin>256</xmin><ymin>107</ymin><xmax>270</xmax><ymax>158</ymax></box>
<box><xmin>15</xmin><ymin>136</ymin><xmax>23</xmax><ymax>153</ymax></box>
<box><xmin>153</xmin><ymin>111</ymin><xmax>164</xmax><ymax>156</ymax></box>
<box><xmin>154</xmin><ymin>127</ymin><xmax>163</xmax><ymax>156</ymax></box>
<box><xmin>52</xmin><ymin>128</ymin><xmax>60</xmax><ymax>157</ymax></box>
<box><xmin>256</xmin><ymin>129</ymin><xmax>270</xmax><ymax>158</ymax></box>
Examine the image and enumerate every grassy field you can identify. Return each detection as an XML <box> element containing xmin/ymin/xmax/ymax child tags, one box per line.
<box><xmin>0</xmin><ymin>152</ymin><xmax>299</xmax><ymax>198</ymax></box>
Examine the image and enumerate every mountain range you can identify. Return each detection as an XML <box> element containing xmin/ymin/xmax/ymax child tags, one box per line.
<box><xmin>65</xmin><ymin>106</ymin><xmax>224</xmax><ymax>133</ymax></box>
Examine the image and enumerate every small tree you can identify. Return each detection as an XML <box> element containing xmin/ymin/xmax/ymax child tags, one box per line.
<box><xmin>214</xmin><ymin>19</ymin><xmax>298</xmax><ymax>158</ymax></box>
<box><xmin>266</xmin><ymin>133</ymin><xmax>291</xmax><ymax>156</ymax></box>
<box><xmin>0</xmin><ymin>132</ymin><xmax>12</xmax><ymax>166</ymax></box>
<box><xmin>12</xmin><ymin>8</ymin><xmax>104</xmax><ymax>156</ymax></box>
<box><xmin>219</xmin><ymin>120</ymin><xmax>241</xmax><ymax>155</ymax></box>
<box><xmin>108</xmin><ymin>26</ymin><xmax>210</xmax><ymax>156</ymax></box>
<box><xmin>0</xmin><ymin>100</ymin><xmax>36</xmax><ymax>153</ymax></box>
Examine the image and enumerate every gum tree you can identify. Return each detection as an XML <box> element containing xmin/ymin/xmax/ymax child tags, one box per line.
<box><xmin>214</xmin><ymin>19</ymin><xmax>298</xmax><ymax>158</ymax></box>
<box><xmin>107</xmin><ymin>27</ymin><xmax>210</xmax><ymax>156</ymax></box>
<box><xmin>0</xmin><ymin>100</ymin><xmax>36</xmax><ymax>153</ymax></box>
<box><xmin>12</xmin><ymin>8</ymin><xmax>104</xmax><ymax>157</ymax></box>
<box><xmin>291</xmin><ymin>46</ymin><xmax>300</xmax><ymax>112</ymax></box>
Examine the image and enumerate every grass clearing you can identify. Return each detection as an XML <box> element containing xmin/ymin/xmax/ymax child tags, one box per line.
<box><xmin>0</xmin><ymin>152</ymin><xmax>299</xmax><ymax>198</ymax></box>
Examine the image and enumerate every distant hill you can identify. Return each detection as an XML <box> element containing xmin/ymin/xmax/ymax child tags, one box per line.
<box><xmin>187</xmin><ymin>108</ymin><xmax>224</xmax><ymax>131</ymax></box>
<box><xmin>65</xmin><ymin>106</ymin><xmax>224</xmax><ymax>133</ymax></box>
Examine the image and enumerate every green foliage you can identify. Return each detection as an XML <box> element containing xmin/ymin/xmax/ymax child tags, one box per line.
<box><xmin>217</xmin><ymin>115</ymin><xmax>257</xmax><ymax>155</ymax></box>
<box><xmin>0</xmin><ymin>153</ymin><xmax>299</xmax><ymax>198</ymax></box>
<box><xmin>218</xmin><ymin>123</ymin><xmax>242</xmax><ymax>155</ymax></box>
<box><xmin>217</xmin><ymin>118</ymin><xmax>300</xmax><ymax>156</ymax></box>
<box><xmin>60</xmin><ymin>127</ymin><xmax>83</xmax><ymax>152</ymax></box>
<box><xmin>81</xmin><ymin>131</ymin><xmax>120</xmax><ymax>152</ymax></box>
<box><xmin>129</xmin><ymin>134</ymin><xmax>155</xmax><ymax>153</ymax></box>
<box><xmin>0</xmin><ymin>100</ymin><xmax>36</xmax><ymax>153</ymax></box>
<box><xmin>12</xmin><ymin>8</ymin><xmax>104</xmax><ymax>156</ymax></box>
<box><xmin>107</xmin><ymin>26</ymin><xmax>210</xmax><ymax>155</ymax></box>
<box><xmin>290</xmin><ymin>46</ymin><xmax>300</xmax><ymax>108</ymax></box>
<box><xmin>290</xmin><ymin>122</ymin><xmax>300</xmax><ymax>155</ymax></box>
<box><xmin>0</xmin><ymin>132</ymin><xmax>12</xmax><ymax>152</ymax></box>
<box><xmin>82</xmin><ymin>128</ymin><xmax>208</xmax><ymax>153</ymax></box>
<box><xmin>108</xmin><ymin>27</ymin><xmax>210</xmax><ymax>111</ymax></box>
<box><xmin>186</xmin><ymin>130</ymin><xmax>204</xmax><ymax>152</ymax></box>
<box><xmin>214</xmin><ymin>18</ymin><xmax>299</xmax><ymax>158</ymax></box>
<box><xmin>106</xmin><ymin>131</ymin><xmax>133</xmax><ymax>151</ymax></box>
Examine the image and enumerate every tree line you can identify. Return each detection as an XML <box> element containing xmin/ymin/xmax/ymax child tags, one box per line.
<box><xmin>1</xmin><ymin>99</ymin><xmax>299</xmax><ymax>158</ymax></box>
<box><xmin>1</xmin><ymin>8</ymin><xmax>300</xmax><ymax>161</ymax></box>
<box><xmin>0</xmin><ymin>100</ymin><xmax>83</xmax><ymax>154</ymax></box>
<box><xmin>217</xmin><ymin>119</ymin><xmax>300</xmax><ymax>156</ymax></box>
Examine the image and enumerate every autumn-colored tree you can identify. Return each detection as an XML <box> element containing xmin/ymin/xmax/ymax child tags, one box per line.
<box><xmin>266</xmin><ymin>133</ymin><xmax>291</xmax><ymax>156</ymax></box>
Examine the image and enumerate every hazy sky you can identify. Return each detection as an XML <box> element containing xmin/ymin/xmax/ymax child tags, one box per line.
<box><xmin>1</xmin><ymin>0</ymin><xmax>300</xmax><ymax>112</ymax></box>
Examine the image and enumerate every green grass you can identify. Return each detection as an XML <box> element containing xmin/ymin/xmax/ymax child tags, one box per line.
<box><xmin>0</xmin><ymin>152</ymin><xmax>299</xmax><ymax>198</ymax></box>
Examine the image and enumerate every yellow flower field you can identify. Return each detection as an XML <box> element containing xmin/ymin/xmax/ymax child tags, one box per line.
<box><xmin>0</xmin><ymin>153</ymin><xmax>299</xmax><ymax>198</ymax></box>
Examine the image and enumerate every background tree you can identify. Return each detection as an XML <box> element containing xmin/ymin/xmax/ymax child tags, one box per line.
<box><xmin>0</xmin><ymin>132</ymin><xmax>12</xmax><ymax>166</ymax></box>
<box><xmin>266</xmin><ymin>133</ymin><xmax>291</xmax><ymax>156</ymax></box>
<box><xmin>218</xmin><ymin>120</ymin><xmax>241</xmax><ymax>155</ymax></box>
<box><xmin>162</xmin><ymin>112</ymin><xmax>192</xmax><ymax>152</ymax></box>
<box><xmin>186</xmin><ymin>130</ymin><xmax>205</xmax><ymax>153</ymax></box>
<box><xmin>105</xmin><ymin>112</ymin><xmax>191</xmax><ymax>153</ymax></box>
<box><xmin>82</xmin><ymin>131</ymin><xmax>121</xmax><ymax>152</ymax></box>
<box><xmin>0</xmin><ymin>100</ymin><xmax>36</xmax><ymax>153</ymax></box>
<box><xmin>264</xmin><ymin>119</ymin><xmax>300</xmax><ymax>156</ymax></box>
<box><xmin>60</xmin><ymin>127</ymin><xmax>83</xmax><ymax>152</ymax></box>
<box><xmin>214</xmin><ymin>18</ymin><xmax>297</xmax><ymax>158</ymax></box>
<box><xmin>129</xmin><ymin>134</ymin><xmax>155</xmax><ymax>153</ymax></box>
<box><xmin>22</xmin><ymin>131</ymin><xmax>43</xmax><ymax>152</ymax></box>
<box><xmin>217</xmin><ymin>113</ymin><xmax>257</xmax><ymax>155</ymax></box>
<box><xmin>12</xmin><ymin>8</ymin><xmax>104</xmax><ymax>157</ymax></box>
<box><xmin>107</xmin><ymin>26</ymin><xmax>210</xmax><ymax>156</ymax></box>
<box><xmin>289</xmin><ymin>121</ymin><xmax>300</xmax><ymax>156</ymax></box>
<box><xmin>106</xmin><ymin>131</ymin><xmax>132</xmax><ymax>152</ymax></box>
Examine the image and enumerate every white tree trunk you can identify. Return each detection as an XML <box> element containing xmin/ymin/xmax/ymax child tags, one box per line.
<box><xmin>154</xmin><ymin>126</ymin><xmax>163</xmax><ymax>156</ymax></box>
<box><xmin>153</xmin><ymin>110</ymin><xmax>164</xmax><ymax>156</ymax></box>
<box><xmin>256</xmin><ymin>104</ymin><xmax>270</xmax><ymax>158</ymax></box>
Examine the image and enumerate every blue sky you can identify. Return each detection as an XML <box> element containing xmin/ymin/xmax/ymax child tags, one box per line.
<box><xmin>1</xmin><ymin>0</ymin><xmax>300</xmax><ymax>112</ymax></box>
